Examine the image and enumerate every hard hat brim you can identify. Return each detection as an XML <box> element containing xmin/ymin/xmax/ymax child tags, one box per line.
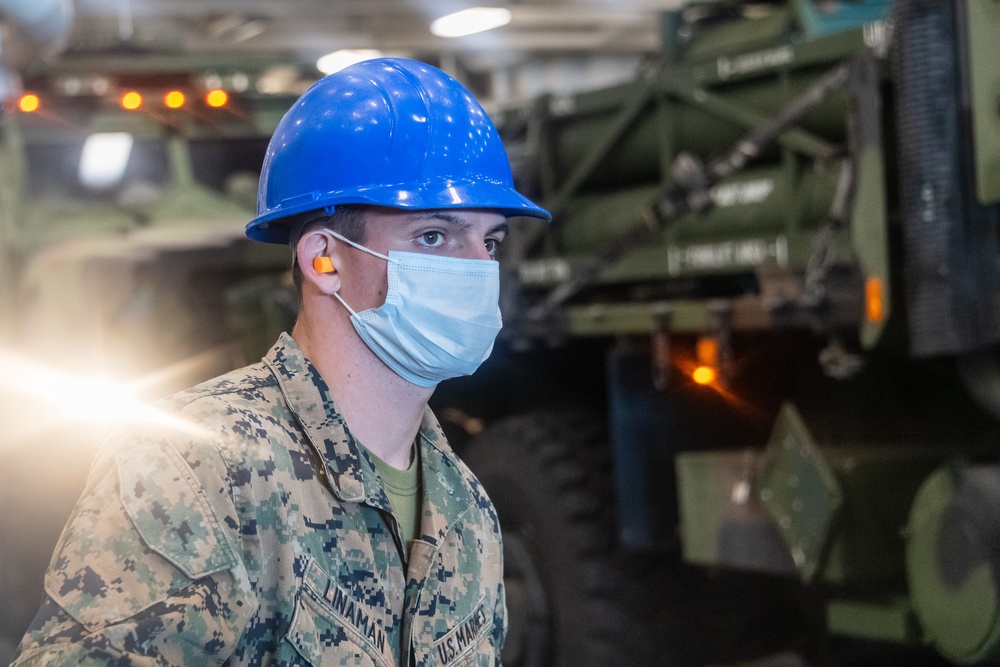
<box><xmin>246</xmin><ymin>180</ymin><xmax>551</xmax><ymax>245</ymax></box>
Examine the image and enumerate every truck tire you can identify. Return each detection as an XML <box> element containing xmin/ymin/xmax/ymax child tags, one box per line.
<box><xmin>461</xmin><ymin>412</ymin><xmax>669</xmax><ymax>667</ymax></box>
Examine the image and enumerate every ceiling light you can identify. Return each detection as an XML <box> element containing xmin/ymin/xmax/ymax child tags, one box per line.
<box><xmin>256</xmin><ymin>66</ymin><xmax>300</xmax><ymax>95</ymax></box>
<box><xmin>431</xmin><ymin>7</ymin><xmax>511</xmax><ymax>38</ymax></box>
<box><xmin>316</xmin><ymin>49</ymin><xmax>383</xmax><ymax>75</ymax></box>
<box><xmin>78</xmin><ymin>132</ymin><xmax>134</xmax><ymax>190</ymax></box>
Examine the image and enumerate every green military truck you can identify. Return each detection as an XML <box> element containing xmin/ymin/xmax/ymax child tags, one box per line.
<box><xmin>433</xmin><ymin>0</ymin><xmax>1000</xmax><ymax>664</ymax></box>
<box><xmin>0</xmin><ymin>54</ymin><xmax>304</xmax><ymax>384</ymax></box>
<box><xmin>2</xmin><ymin>0</ymin><xmax>998</xmax><ymax>663</ymax></box>
<box><xmin>0</xmin><ymin>54</ymin><xmax>300</xmax><ymax>660</ymax></box>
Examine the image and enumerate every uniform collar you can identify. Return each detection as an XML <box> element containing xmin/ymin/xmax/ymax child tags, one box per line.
<box><xmin>415</xmin><ymin>413</ymin><xmax>488</xmax><ymax>548</ymax></box>
<box><xmin>264</xmin><ymin>333</ymin><xmax>387</xmax><ymax>508</ymax></box>
<box><xmin>401</xmin><ymin>410</ymin><xmax>498</xmax><ymax>661</ymax></box>
<box><xmin>263</xmin><ymin>333</ymin><xmax>480</xmax><ymax>530</ymax></box>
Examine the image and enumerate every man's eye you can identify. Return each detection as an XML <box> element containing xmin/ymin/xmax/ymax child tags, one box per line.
<box><xmin>420</xmin><ymin>231</ymin><xmax>443</xmax><ymax>247</ymax></box>
<box><xmin>484</xmin><ymin>238</ymin><xmax>500</xmax><ymax>256</ymax></box>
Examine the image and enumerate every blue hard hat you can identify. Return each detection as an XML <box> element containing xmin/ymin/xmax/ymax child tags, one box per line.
<box><xmin>247</xmin><ymin>58</ymin><xmax>550</xmax><ymax>244</ymax></box>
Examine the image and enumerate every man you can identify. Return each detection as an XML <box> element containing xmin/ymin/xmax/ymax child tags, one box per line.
<box><xmin>12</xmin><ymin>58</ymin><xmax>549</xmax><ymax>666</ymax></box>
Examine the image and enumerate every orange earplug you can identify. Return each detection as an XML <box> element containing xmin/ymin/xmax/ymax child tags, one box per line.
<box><xmin>313</xmin><ymin>257</ymin><xmax>336</xmax><ymax>274</ymax></box>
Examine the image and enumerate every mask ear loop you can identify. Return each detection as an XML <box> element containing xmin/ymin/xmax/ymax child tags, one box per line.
<box><xmin>332</xmin><ymin>291</ymin><xmax>358</xmax><ymax>316</ymax></box>
<box><xmin>326</xmin><ymin>231</ymin><xmax>397</xmax><ymax>264</ymax></box>
<box><xmin>322</xmin><ymin>231</ymin><xmax>397</xmax><ymax>317</ymax></box>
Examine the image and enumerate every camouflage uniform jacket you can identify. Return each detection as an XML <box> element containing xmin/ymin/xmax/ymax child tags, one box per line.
<box><xmin>12</xmin><ymin>334</ymin><xmax>506</xmax><ymax>667</ymax></box>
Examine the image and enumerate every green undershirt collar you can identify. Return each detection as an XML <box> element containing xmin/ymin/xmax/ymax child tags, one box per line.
<box><xmin>367</xmin><ymin>445</ymin><xmax>422</xmax><ymax>553</ymax></box>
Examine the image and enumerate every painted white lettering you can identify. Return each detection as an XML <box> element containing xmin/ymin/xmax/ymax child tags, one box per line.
<box><xmin>710</xmin><ymin>179</ymin><xmax>775</xmax><ymax>208</ymax></box>
<box><xmin>717</xmin><ymin>46</ymin><xmax>793</xmax><ymax>79</ymax></box>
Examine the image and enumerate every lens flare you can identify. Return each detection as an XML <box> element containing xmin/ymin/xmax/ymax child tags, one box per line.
<box><xmin>0</xmin><ymin>349</ymin><xmax>211</xmax><ymax>443</ymax></box>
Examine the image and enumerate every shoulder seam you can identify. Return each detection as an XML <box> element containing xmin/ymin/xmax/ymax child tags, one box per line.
<box><xmin>170</xmin><ymin>372</ymin><xmax>278</xmax><ymax>412</ymax></box>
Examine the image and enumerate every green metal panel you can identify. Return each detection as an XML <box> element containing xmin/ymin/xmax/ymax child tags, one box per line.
<box><xmin>819</xmin><ymin>447</ymin><xmax>941</xmax><ymax>585</ymax></box>
<box><xmin>676</xmin><ymin>449</ymin><xmax>798</xmax><ymax>576</ymax></box>
<box><xmin>683</xmin><ymin>8</ymin><xmax>793</xmax><ymax>64</ymax></box>
<box><xmin>687</xmin><ymin>25</ymin><xmax>871</xmax><ymax>86</ymax></box>
<box><xmin>552</xmin><ymin>166</ymin><xmax>837</xmax><ymax>258</ymax></box>
<box><xmin>568</xmin><ymin>301</ymin><xmax>712</xmax><ymax>337</ymax></box>
<box><xmin>0</xmin><ymin>117</ymin><xmax>26</xmax><ymax>344</ymax></box>
<box><xmin>549</xmin><ymin>72</ymin><xmax>849</xmax><ymax>190</ymax></box>
<box><xmin>965</xmin><ymin>0</ymin><xmax>1000</xmax><ymax>203</ymax></box>
<box><xmin>543</xmin><ymin>73</ymin><xmax>659</xmax><ymax>216</ymax></box>
<box><xmin>758</xmin><ymin>403</ymin><xmax>843</xmax><ymax>581</ymax></box>
<box><xmin>826</xmin><ymin>597</ymin><xmax>921</xmax><ymax>644</ymax></box>
<box><xmin>756</xmin><ymin>403</ymin><xmax>943</xmax><ymax>585</ymax></box>
<box><xmin>853</xmin><ymin>147</ymin><xmax>890</xmax><ymax>347</ymax></box>
<box><xmin>848</xmin><ymin>57</ymin><xmax>891</xmax><ymax>349</ymax></box>
<box><xmin>676</xmin><ymin>398</ymin><xmax>955</xmax><ymax>588</ymax></box>
<box><xmin>556</xmin><ymin>185</ymin><xmax>660</xmax><ymax>253</ymax></box>
<box><xmin>558</xmin><ymin>264</ymin><xmax>863</xmax><ymax>338</ymax></box>
<box><xmin>675</xmin><ymin>449</ymin><xmax>738</xmax><ymax>567</ymax></box>
<box><xmin>667</xmin><ymin>165</ymin><xmax>836</xmax><ymax>242</ymax></box>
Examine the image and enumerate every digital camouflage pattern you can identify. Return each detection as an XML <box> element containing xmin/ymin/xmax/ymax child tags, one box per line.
<box><xmin>11</xmin><ymin>333</ymin><xmax>506</xmax><ymax>666</ymax></box>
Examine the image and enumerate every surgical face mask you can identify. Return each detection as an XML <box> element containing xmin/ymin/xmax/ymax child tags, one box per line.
<box><xmin>325</xmin><ymin>231</ymin><xmax>503</xmax><ymax>387</ymax></box>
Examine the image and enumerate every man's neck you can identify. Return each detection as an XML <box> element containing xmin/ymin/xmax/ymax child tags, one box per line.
<box><xmin>292</xmin><ymin>311</ymin><xmax>433</xmax><ymax>469</ymax></box>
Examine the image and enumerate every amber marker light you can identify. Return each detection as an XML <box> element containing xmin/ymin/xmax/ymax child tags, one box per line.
<box><xmin>696</xmin><ymin>337</ymin><xmax>718</xmax><ymax>367</ymax></box>
<box><xmin>120</xmin><ymin>91</ymin><xmax>142</xmax><ymax>110</ymax></box>
<box><xmin>692</xmin><ymin>336</ymin><xmax>720</xmax><ymax>386</ymax></box>
<box><xmin>692</xmin><ymin>365</ymin><xmax>717</xmax><ymax>386</ymax></box>
<box><xmin>164</xmin><ymin>90</ymin><xmax>186</xmax><ymax>109</ymax></box>
<box><xmin>18</xmin><ymin>93</ymin><xmax>40</xmax><ymax>112</ymax></box>
<box><xmin>206</xmin><ymin>89</ymin><xmax>228</xmax><ymax>108</ymax></box>
<box><xmin>866</xmin><ymin>276</ymin><xmax>884</xmax><ymax>323</ymax></box>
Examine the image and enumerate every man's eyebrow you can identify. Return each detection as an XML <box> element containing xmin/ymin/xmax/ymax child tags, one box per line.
<box><xmin>490</xmin><ymin>221</ymin><xmax>510</xmax><ymax>236</ymax></box>
<box><xmin>410</xmin><ymin>211</ymin><xmax>471</xmax><ymax>229</ymax></box>
<box><xmin>409</xmin><ymin>212</ymin><xmax>509</xmax><ymax>236</ymax></box>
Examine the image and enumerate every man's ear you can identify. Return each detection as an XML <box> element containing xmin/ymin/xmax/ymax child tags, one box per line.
<box><xmin>297</xmin><ymin>230</ymin><xmax>343</xmax><ymax>295</ymax></box>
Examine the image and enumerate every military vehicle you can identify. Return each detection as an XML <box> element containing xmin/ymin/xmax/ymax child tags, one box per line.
<box><xmin>0</xmin><ymin>53</ymin><xmax>301</xmax><ymax>660</ymax></box>
<box><xmin>2</xmin><ymin>0</ymin><xmax>998</xmax><ymax>663</ymax></box>
<box><xmin>430</xmin><ymin>0</ymin><xmax>1000</xmax><ymax>665</ymax></box>
<box><xmin>0</xmin><ymin>55</ymin><xmax>306</xmax><ymax>381</ymax></box>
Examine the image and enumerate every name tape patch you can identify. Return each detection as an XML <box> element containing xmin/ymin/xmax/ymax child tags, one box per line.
<box><xmin>433</xmin><ymin>597</ymin><xmax>492</xmax><ymax>665</ymax></box>
<box><xmin>323</xmin><ymin>580</ymin><xmax>389</xmax><ymax>658</ymax></box>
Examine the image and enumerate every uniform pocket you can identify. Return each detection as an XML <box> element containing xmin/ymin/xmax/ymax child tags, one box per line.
<box><xmin>451</xmin><ymin>633</ymin><xmax>496</xmax><ymax>667</ymax></box>
<box><xmin>117</xmin><ymin>442</ymin><xmax>238</xmax><ymax>579</ymax></box>
<box><xmin>279</xmin><ymin>559</ymin><xmax>393</xmax><ymax>667</ymax></box>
